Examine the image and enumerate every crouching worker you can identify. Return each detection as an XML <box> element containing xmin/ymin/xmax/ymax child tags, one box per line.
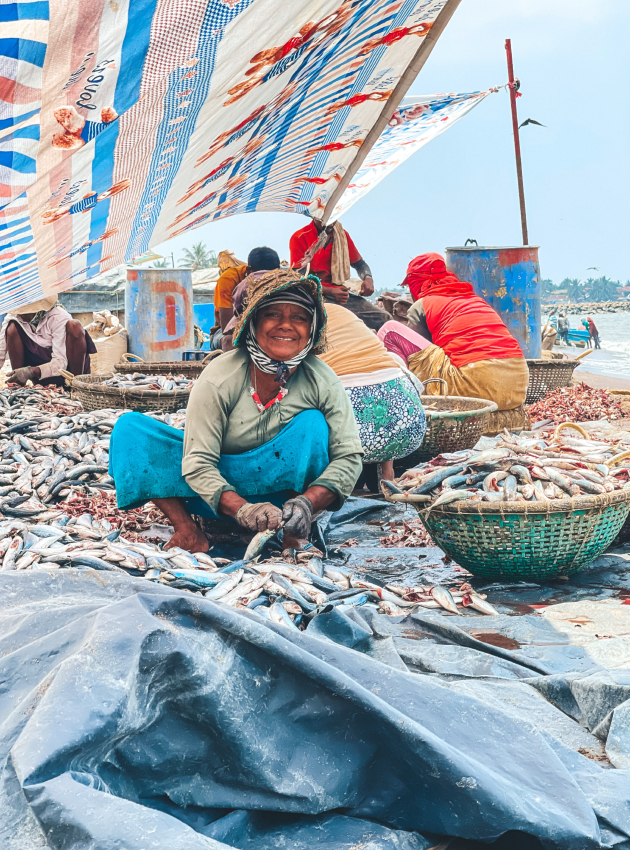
<box><xmin>109</xmin><ymin>270</ymin><xmax>364</xmax><ymax>553</ymax></box>
<box><xmin>0</xmin><ymin>296</ymin><xmax>96</xmax><ymax>386</ymax></box>
<box><xmin>400</xmin><ymin>253</ymin><xmax>528</xmax><ymax>411</ymax></box>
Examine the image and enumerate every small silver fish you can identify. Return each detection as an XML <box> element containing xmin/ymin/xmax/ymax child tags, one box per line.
<box><xmin>204</xmin><ymin>570</ymin><xmax>244</xmax><ymax>599</ymax></box>
<box><xmin>483</xmin><ymin>471</ymin><xmax>509</xmax><ymax>492</ymax></box>
<box><xmin>503</xmin><ymin>475</ymin><xmax>518</xmax><ymax>501</ymax></box>
<box><xmin>378</xmin><ymin>600</ymin><xmax>406</xmax><ymax>616</ymax></box>
<box><xmin>244</xmin><ymin>528</ymin><xmax>276</xmax><ymax>561</ymax></box>
<box><xmin>510</xmin><ymin>465</ymin><xmax>533</xmax><ymax>485</ymax></box>
<box><xmin>194</xmin><ymin>552</ymin><xmax>218</xmax><ymax>570</ymax></box>
<box><xmin>269</xmin><ymin>600</ymin><xmax>300</xmax><ymax>629</ymax></box>
<box><xmin>429</xmin><ymin>490</ymin><xmax>471</xmax><ymax>510</ymax></box>
<box><xmin>380</xmin><ymin>479</ymin><xmax>403</xmax><ymax>499</ymax></box>
<box><xmin>462</xmin><ymin>593</ymin><xmax>499</xmax><ymax>616</ymax></box>
<box><xmin>430</xmin><ymin>585</ymin><xmax>460</xmax><ymax>614</ymax></box>
<box><xmin>165</xmin><ymin>569</ymin><xmax>225</xmax><ymax>587</ymax></box>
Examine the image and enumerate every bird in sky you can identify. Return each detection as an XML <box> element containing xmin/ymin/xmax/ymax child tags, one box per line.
<box><xmin>518</xmin><ymin>118</ymin><xmax>546</xmax><ymax>128</ymax></box>
<box><xmin>587</xmin><ymin>267</ymin><xmax>600</xmax><ymax>271</ymax></box>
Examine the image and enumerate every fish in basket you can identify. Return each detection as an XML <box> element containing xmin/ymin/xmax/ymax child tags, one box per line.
<box><xmin>60</xmin><ymin>370</ymin><xmax>194</xmax><ymax>413</ymax></box>
<box><xmin>381</xmin><ymin>422</ymin><xmax>630</xmax><ymax>579</ymax></box>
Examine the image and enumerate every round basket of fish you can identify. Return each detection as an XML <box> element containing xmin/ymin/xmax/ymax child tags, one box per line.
<box><xmin>382</xmin><ymin>422</ymin><xmax>630</xmax><ymax>580</ymax></box>
<box><xmin>115</xmin><ymin>351</ymin><xmax>220</xmax><ymax>378</ymax></box>
<box><xmin>405</xmin><ymin>394</ymin><xmax>498</xmax><ymax>465</ymax></box>
<box><xmin>62</xmin><ymin>372</ymin><xmax>194</xmax><ymax>413</ymax></box>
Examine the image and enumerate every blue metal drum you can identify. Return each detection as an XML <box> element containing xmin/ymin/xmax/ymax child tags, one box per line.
<box><xmin>445</xmin><ymin>246</ymin><xmax>541</xmax><ymax>358</ymax></box>
<box><xmin>125</xmin><ymin>269</ymin><xmax>194</xmax><ymax>362</ymax></box>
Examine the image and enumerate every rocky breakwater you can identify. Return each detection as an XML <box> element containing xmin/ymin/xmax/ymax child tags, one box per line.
<box><xmin>543</xmin><ymin>301</ymin><xmax>630</xmax><ymax>315</ymax></box>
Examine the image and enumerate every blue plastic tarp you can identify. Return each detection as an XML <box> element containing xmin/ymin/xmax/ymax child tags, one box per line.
<box><xmin>1</xmin><ymin>569</ymin><xmax>630</xmax><ymax>850</ymax></box>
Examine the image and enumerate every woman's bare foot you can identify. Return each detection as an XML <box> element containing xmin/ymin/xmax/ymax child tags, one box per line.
<box><xmin>153</xmin><ymin>497</ymin><xmax>209</xmax><ymax>553</ymax></box>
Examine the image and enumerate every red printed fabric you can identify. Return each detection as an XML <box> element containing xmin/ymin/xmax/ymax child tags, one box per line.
<box><xmin>403</xmin><ymin>253</ymin><xmax>523</xmax><ymax>368</ymax></box>
<box><xmin>289</xmin><ymin>222</ymin><xmax>361</xmax><ymax>285</ymax></box>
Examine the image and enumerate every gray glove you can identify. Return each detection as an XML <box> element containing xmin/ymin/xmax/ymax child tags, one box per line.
<box><xmin>7</xmin><ymin>366</ymin><xmax>38</xmax><ymax>386</ymax></box>
<box><xmin>235</xmin><ymin>501</ymin><xmax>283</xmax><ymax>532</ymax></box>
<box><xmin>282</xmin><ymin>495</ymin><xmax>313</xmax><ymax>540</ymax></box>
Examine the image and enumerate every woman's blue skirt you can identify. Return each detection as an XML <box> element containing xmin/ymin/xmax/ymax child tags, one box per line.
<box><xmin>109</xmin><ymin>409</ymin><xmax>330</xmax><ymax>518</ymax></box>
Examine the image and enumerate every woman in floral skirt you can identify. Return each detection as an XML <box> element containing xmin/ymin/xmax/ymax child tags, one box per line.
<box><xmin>318</xmin><ymin>303</ymin><xmax>426</xmax><ymax>483</ymax></box>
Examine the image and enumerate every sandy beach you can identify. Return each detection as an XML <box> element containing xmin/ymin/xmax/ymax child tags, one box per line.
<box><xmin>574</xmin><ymin>369</ymin><xmax>630</xmax><ymax>391</ymax></box>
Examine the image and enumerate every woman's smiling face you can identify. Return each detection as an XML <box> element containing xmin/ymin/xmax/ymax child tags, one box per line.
<box><xmin>255</xmin><ymin>302</ymin><xmax>311</xmax><ymax>361</ymax></box>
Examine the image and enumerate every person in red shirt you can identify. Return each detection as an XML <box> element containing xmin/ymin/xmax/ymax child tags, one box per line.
<box><xmin>394</xmin><ymin>253</ymin><xmax>529</xmax><ymax>411</ymax></box>
<box><xmin>587</xmin><ymin>317</ymin><xmax>601</xmax><ymax>349</ymax></box>
<box><xmin>289</xmin><ymin>219</ymin><xmax>389</xmax><ymax>330</ymax></box>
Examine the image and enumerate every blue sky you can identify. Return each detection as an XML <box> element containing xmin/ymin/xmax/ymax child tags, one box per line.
<box><xmin>155</xmin><ymin>0</ymin><xmax>629</xmax><ymax>288</ymax></box>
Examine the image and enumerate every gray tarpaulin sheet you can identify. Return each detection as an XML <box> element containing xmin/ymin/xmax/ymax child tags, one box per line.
<box><xmin>2</xmin><ymin>497</ymin><xmax>630</xmax><ymax>849</ymax></box>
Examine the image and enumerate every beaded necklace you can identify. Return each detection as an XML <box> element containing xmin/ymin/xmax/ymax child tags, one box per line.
<box><xmin>250</xmin><ymin>364</ymin><xmax>288</xmax><ymax>413</ymax></box>
<box><xmin>249</xmin><ymin>385</ymin><xmax>288</xmax><ymax>413</ymax></box>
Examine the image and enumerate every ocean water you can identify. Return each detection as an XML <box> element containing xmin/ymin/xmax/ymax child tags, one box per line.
<box><xmin>545</xmin><ymin>313</ymin><xmax>630</xmax><ymax>380</ymax></box>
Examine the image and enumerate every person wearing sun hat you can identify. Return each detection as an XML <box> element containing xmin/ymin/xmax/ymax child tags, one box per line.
<box><xmin>109</xmin><ymin>269</ymin><xmax>363</xmax><ymax>554</ymax></box>
<box><xmin>0</xmin><ymin>295</ymin><xmax>96</xmax><ymax>386</ymax></box>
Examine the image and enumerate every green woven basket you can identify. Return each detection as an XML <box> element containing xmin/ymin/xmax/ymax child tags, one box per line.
<box><xmin>413</xmin><ymin>491</ymin><xmax>630</xmax><ymax>580</ymax></box>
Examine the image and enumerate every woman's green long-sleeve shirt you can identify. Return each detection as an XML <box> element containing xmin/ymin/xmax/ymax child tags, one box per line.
<box><xmin>182</xmin><ymin>349</ymin><xmax>364</xmax><ymax>514</ymax></box>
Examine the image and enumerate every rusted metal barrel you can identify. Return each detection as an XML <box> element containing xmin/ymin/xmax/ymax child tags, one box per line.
<box><xmin>445</xmin><ymin>246</ymin><xmax>541</xmax><ymax>358</ymax></box>
<box><xmin>125</xmin><ymin>268</ymin><xmax>194</xmax><ymax>362</ymax></box>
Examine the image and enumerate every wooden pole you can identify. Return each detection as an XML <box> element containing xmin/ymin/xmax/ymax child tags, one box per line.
<box><xmin>505</xmin><ymin>38</ymin><xmax>528</xmax><ymax>245</ymax></box>
<box><xmin>322</xmin><ymin>0</ymin><xmax>464</xmax><ymax>224</ymax></box>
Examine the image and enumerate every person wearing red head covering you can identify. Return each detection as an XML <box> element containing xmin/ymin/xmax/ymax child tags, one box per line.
<box><xmin>394</xmin><ymin>253</ymin><xmax>529</xmax><ymax>411</ymax></box>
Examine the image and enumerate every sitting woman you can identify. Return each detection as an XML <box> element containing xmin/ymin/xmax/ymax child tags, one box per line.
<box><xmin>0</xmin><ymin>296</ymin><xmax>96</xmax><ymax>386</ymax></box>
<box><xmin>318</xmin><ymin>303</ymin><xmax>426</xmax><ymax>483</ymax></box>
<box><xmin>109</xmin><ymin>270</ymin><xmax>363</xmax><ymax>553</ymax></box>
<box><xmin>382</xmin><ymin>253</ymin><xmax>528</xmax><ymax>411</ymax></box>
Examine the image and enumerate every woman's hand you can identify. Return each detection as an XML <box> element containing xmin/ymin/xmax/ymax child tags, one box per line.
<box><xmin>219</xmin><ymin>491</ymin><xmax>282</xmax><ymax>532</ymax></box>
<box><xmin>281</xmin><ymin>495</ymin><xmax>313</xmax><ymax>539</ymax></box>
<box><xmin>235</xmin><ymin>501</ymin><xmax>283</xmax><ymax>532</ymax></box>
<box><xmin>7</xmin><ymin>365</ymin><xmax>40</xmax><ymax>386</ymax></box>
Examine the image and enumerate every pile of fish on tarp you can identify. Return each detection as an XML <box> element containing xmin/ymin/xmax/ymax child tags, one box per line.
<box><xmin>0</xmin><ymin>384</ymin><xmax>185</xmax><ymax>512</ymax></box>
<box><xmin>0</xmin><ymin>515</ymin><xmax>498</xmax><ymax>620</ymax></box>
<box><xmin>384</xmin><ymin>423</ymin><xmax>630</xmax><ymax>507</ymax></box>
<box><xmin>0</xmin><ymin>384</ymin><xmax>496</xmax><ymax>621</ymax></box>
<box><xmin>3</xmin><ymin>386</ymin><xmax>630</xmax><ymax>850</ymax></box>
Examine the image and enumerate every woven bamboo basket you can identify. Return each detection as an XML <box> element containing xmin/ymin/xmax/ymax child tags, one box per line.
<box><xmin>115</xmin><ymin>351</ymin><xmax>220</xmax><ymax>378</ymax></box>
<box><xmin>62</xmin><ymin>372</ymin><xmax>192</xmax><ymax>413</ymax></box>
<box><xmin>525</xmin><ymin>359</ymin><xmax>580</xmax><ymax>404</ymax></box>
<box><xmin>404</xmin><ymin>380</ymin><xmax>498</xmax><ymax>465</ymax></box>
<box><xmin>412</xmin><ymin>490</ymin><xmax>630</xmax><ymax>580</ymax></box>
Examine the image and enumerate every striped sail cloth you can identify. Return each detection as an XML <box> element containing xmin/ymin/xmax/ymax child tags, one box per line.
<box><xmin>0</xmin><ymin>0</ymin><xmax>485</xmax><ymax>311</ymax></box>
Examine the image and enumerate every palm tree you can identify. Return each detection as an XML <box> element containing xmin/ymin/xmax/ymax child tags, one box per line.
<box><xmin>561</xmin><ymin>278</ymin><xmax>583</xmax><ymax>302</ymax></box>
<box><xmin>590</xmin><ymin>276</ymin><xmax>620</xmax><ymax>302</ymax></box>
<box><xmin>179</xmin><ymin>242</ymin><xmax>217</xmax><ymax>270</ymax></box>
<box><xmin>151</xmin><ymin>258</ymin><xmax>169</xmax><ymax>268</ymax></box>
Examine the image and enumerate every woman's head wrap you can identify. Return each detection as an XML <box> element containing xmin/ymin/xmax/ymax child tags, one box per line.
<box><xmin>233</xmin><ymin>269</ymin><xmax>327</xmax><ymax>385</ymax></box>
<box><xmin>402</xmin><ymin>253</ymin><xmax>473</xmax><ymax>301</ymax></box>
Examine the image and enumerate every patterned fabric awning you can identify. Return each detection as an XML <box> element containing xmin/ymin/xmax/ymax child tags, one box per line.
<box><xmin>0</xmin><ymin>0</ymin><xmax>468</xmax><ymax>311</ymax></box>
<box><xmin>332</xmin><ymin>90</ymin><xmax>491</xmax><ymax>219</ymax></box>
